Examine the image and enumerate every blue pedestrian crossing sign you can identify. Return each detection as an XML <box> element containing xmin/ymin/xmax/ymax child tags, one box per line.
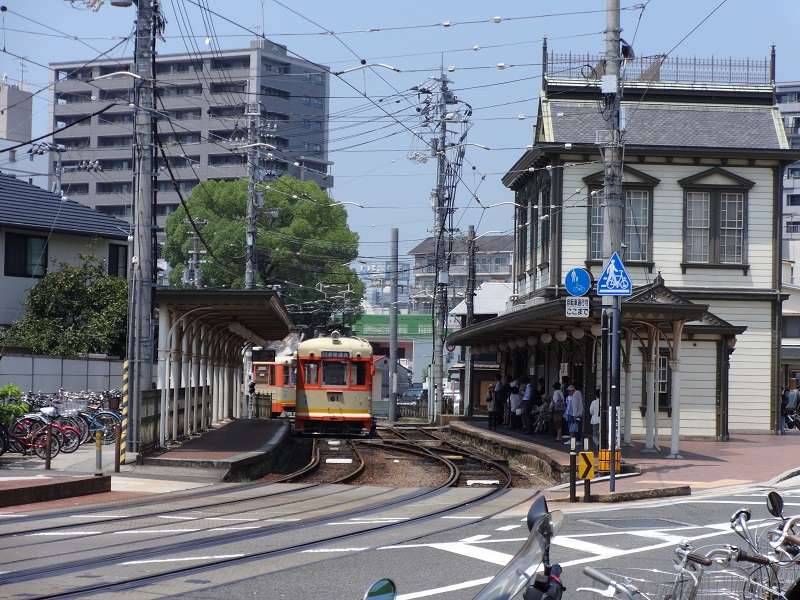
<box><xmin>564</xmin><ymin>268</ymin><xmax>591</xmax><ymax>297</ymax></box>
<box><xmin>596</xmin><ymin>252</ymin><xmax>632</xmax><ymax>296</ymax></box>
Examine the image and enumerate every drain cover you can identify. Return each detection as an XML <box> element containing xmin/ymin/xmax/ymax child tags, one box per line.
<box><xmin>583</xmin><ymin>517</ymin><xmax>688</xmax><ymax>529</ymax></box>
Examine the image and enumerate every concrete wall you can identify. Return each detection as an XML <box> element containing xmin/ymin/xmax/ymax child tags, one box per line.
<box><xmin>0</xmin><ymin>352</ymin><xmax>122</xmax><ymax>393</ymax></box>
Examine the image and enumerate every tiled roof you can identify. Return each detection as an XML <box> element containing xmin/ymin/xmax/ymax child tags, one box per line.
<box><xmin>408</xmin><ymin>235</ymin><xmax>514</xmax><ymax>256</ymax></box>
<box><xmin>543</xmin><ymin>99</ymin><xmax>785</xmax><ymax>149</ymax></box>
<box><xmin>0</xmin><ymin>173</ymin><xmax>129</xmax><ymax>239</ymax></box>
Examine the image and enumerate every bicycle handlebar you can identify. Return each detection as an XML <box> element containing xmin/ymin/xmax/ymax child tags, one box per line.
<box><xmin>583</xmin><ymin>567</ymin><xmax>614</xmax><ymax>587</ymax></box>
<box><xmin>736</xmin><ymin>550</ymin><xmax>771</xmax><ymax>566</ymax></box>
<box><xmin>686</xmin><ymin>553</ymin><xmax>713</xmax><ymax>566</ymax></box>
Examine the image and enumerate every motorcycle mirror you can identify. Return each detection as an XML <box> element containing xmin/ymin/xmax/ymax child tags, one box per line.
<box><xmin>527</xmin><ymin>494</ymin><xmax>549</xmax><ymax>532</ymax></box>
<box><xmin>767</xmin><ymin>491</ymin><xmax>785</xmax><ymax>518</ymax></box>
<box><xmin>362</xmin><ymin>578</ymin><xmax>396</xmax><ymax>600</ymax></box>
<box><xmin>730</xmin><ymin>508</ymin><xmax>751</xmax><ymax>524</ymax></box>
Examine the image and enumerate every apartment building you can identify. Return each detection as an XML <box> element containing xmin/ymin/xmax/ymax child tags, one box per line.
<box><xmin>407</xmin><ymin>235</ymin><xmax>514</xmax><ymax>312</ymax></box>
<box><xmin>48</xmin><ymin>38</ymin><xmax>330</xmax><ymax>233</ymax></box>
<box><xmin>0</xmin><ymin>83</ymin><xmax>47</xmax><ymax>189</ymax></box>
<box><xmin>778</xmin><ymin>82</ymin><xmax>800</xmax><ymax>285</ymax></box>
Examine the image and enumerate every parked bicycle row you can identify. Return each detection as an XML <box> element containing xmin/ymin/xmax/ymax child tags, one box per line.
<box><xmin>0</xmin><ymin>395</ymin><xmax>122</xmax><ymax>460</ymax></box>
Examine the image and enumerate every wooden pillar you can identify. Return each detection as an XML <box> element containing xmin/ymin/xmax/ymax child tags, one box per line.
<box><xmin>623</xmin><ymin>331</ymin><xmax>633</xmax><ymax>446</ymax></box>
<box><xmin>669</xmin><ymin>321</ymin><xmax>685</xmax><ymax>458</ymax></box>
<box><xmin>644</xmin><ymin>329</ymin><xmax>658</xmax><ymax>452</ymax></box>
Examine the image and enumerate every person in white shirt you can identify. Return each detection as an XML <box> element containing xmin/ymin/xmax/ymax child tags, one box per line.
<box><xmin>551</xmin><ymin>382</ymin><xmax>565</xmax><ymax>440</ymax></box>
<box><xmin>589</xmin><ymin>389</ymin><xmax>601</xmax><ymax>449</ymax></box>
<box><xmin>565</xmin><ymin>384</ymin><xmax>584</xmax><ymax>442</ymax></box>
<box><xmin>509</xmin><ymin>378</ymin><xmax>521</xmax><ymax>429</ymax></box>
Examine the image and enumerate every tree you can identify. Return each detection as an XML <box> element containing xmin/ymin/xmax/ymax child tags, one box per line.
<box><xmin>163</xmin><ymin>175</ymin><xmax>364</xmax><ymax>329</ymax></box>
<box><xmin>2</xmin><ymin>258</ymin><xmax>128</xmax><ymax>356</ymax></box>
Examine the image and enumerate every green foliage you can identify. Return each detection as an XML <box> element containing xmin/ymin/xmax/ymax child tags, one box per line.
<box><xmin>1</xmin><ymin>258</ymin><xmax>128</xmax><ymax>357</ymax></box>
<box><xmin>0</xmin><ymin>400</ymin><xmax>29</xmax><ymax>427</ymax></box>
<box><xmin>164</xmin><ymin>175</ymin><xmax>364</xmax><ymax>328</ymax></box>
<box><xmin>0</xmin><ymin>383</ymin><xmax>22</xmax><ymax>401</ymax></box>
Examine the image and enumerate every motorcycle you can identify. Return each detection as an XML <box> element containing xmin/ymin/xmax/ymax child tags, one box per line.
<box><xmin>361</xmin><ymin>494</ymin><xmax>565</xmax><ymax>600</ymax></box>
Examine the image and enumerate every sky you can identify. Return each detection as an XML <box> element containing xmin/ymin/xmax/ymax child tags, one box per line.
<box><xmin>1</xmin><ymin>0</ymin><xmax>799</xmax><ymax>264</ymax></box>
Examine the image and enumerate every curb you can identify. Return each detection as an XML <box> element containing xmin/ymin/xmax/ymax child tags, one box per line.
<box><xmin>0</xmin><ymin>475</ymin><xmax>111</xmax><ymax>507</ymax></box>
<box><xmin>548</xmin><ymin>484</ymin><xmax>691</xmax><ymax>504</ymax></box>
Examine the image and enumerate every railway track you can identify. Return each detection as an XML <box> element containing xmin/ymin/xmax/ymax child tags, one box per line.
<box><xmin>280</xmin><ymin>438</ymin><xmax>366</xmax><ymax>484</ymax></box>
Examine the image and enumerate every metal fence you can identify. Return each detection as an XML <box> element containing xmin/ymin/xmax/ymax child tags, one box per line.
<box><xmin>546</xmin><ymin>52</ymin><xmax>772</xmax><ymax>85</ymax></box>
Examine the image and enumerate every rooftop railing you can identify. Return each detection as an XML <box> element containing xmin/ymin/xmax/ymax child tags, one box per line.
<box><xmin>546</xmin><ymin>52</ymin><xmax>772</xmax><ymax>86</ymax></box>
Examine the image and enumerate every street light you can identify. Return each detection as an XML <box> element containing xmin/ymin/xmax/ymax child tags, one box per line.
<box><xmin>91</xmin><ymin>71</ymin><xmax>142</xmax><ymax>82</ymax></box>
<box><xmin>333</xmin><ymin>63</ymin><xmax>401</xmax><ymax>76</ymax></box>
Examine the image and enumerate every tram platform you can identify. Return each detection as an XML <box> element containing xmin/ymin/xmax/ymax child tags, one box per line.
<box><xmin>448</xmin><ymin>419</ymin><xmax>800</xmax><ymax>502</ymax></box>
<box><xmin>143</xmin><ymin>418</ymin><xmax>290</xmax><ymax>481</ymax></box>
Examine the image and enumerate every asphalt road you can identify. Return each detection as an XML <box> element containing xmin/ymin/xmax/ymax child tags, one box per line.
<box><xmin>1</xmin><ymin>477</ymin><xmax>798</xmax><ymax>599</ymax></box>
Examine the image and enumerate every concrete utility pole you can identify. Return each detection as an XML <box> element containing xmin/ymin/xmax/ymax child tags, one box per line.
<box><xmin>128</xmin><ymin>0</ymin><xmax>158</xmax><ymax>457</ymax></box>
<box><xmin>244</xmin><ymin>102</ymin><xmax>263</xmax><ymax>290</ymax></box>
<box><xmin>184</xmin><ymin>218</ymin><xmax>207</xmax><ymax>288</ymax></box>
<box><xmin>465</xmin><ymin>225</ymin><xmax>476</xmax><ymax>327</ymax></box>
<box><xmin>432</xmin><ymin>68</ymin><xmax>451</xmax><ymax>423</ymax></box>
<box><xmin>388</xmin><ymin>227</ymin><xmax>399</xmax><ymax>424</ymax></box>
<box><xmin>601</xmin><ymin>0</ymin><xmax>623</xmax><ymax>492</ymax></box>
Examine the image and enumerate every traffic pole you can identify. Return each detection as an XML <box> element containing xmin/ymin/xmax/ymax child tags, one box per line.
<box><xmin>95</xmin><ymin>431</ymin><xmax>103</xmax><ymax>476</ymax></box>
<box><xmin>114</xmin><ymin>422</ymin><xmax>121</xmax><ymax>473</ymax></box>
<box><xmin>569</xmin><ymin>434</ymin><xmax>577</xmax><ymax>502</ymax></box>
<box><xmin>120</xmin><ymin>359</ymin><xmax>128</xmax><ymax>465</ymax></box>
<box><xmin>583</xmin><ymin>436</ymin><xmax>592</xmax><ymax>502</ymax></box>
<box><xmin>45</xmin><ymin>422</ymin><xmax>52</xmax><ymax>470</ymax></box>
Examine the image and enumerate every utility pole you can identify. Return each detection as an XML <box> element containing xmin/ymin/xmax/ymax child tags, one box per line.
<box><xmin>244</xmin><ymin>102</ymin><xmax>262</xmax><ymax>290</ymax></box>
<box><xmin>184</xmin><ymin>218</ymin><xmax>207</xmax><ymax>288</ymax></box>
<box><xmin>128</xmin><ymin>0</ymin><xmax>158</xmax><ymax>458</ymax></box>
<box><xmin>465</xmin><ymin>225</ymin><xmax>476</xmax><ymax>326</ymax></box>
<box><xmin>388</xmin><ymin>227</ymin><xmax>399</xmax><ymax>424</ymax></box>
<box><xmin>601</xmin><ymin>0</ymin><xmax>623</xmax><ymax>492</ymax></box>
<box><xmin>432</xmin><ymin>68</ymin><xmax>451</xmax><ymax>423</ymax></box>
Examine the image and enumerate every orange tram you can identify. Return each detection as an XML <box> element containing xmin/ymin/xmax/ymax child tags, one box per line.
<box><xmin>251</xmin><ymin>331</ymin><xmax>375</xmax><ymax>436</ymax></box>
<box><xmin>252</xmin><ymin>356</ymin><xmax>296</xmax><ymax>417</ymax></box>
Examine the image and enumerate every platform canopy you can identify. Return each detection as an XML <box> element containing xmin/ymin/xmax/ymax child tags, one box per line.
<box><xmin>154</xmin><ymin>288</ymin><xmax>292</xmax><ymax>345</ymax></box>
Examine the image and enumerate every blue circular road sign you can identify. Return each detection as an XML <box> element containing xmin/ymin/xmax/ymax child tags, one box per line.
<box><xmin>564</xmin><ymin>267</ymin><xmax>592</xmax><ymax>297</ymax></box>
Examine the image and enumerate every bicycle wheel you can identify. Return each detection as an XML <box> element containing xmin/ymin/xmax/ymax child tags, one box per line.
<box><xmin>58</xmin><ymin>427</ymin><xmax>81</xmax><ymax>454</ymax></box>
<box><xmin>96</xmin><ymin>412</ymin><xmax>119</xmax><ymax>445</ymax></box>
<box><xmin>77</xmin><ymin>413</ymin><xmax>93</xmax><ymax>444</ymax></box>
<box><xmin>33</xmin><ymin>431</ymin><xmax>60</xmax><ymax>460</ymax></box>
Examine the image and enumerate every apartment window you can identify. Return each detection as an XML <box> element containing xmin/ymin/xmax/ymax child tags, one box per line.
<box><xmin>55</xmin><ymin>137</ymin><xmax>90</xmax><ymax>150</ymax></box>
<box><xmin>169</xmin><ymin>108</ymin><xmax>202</xmax><ymax>121</ymax></box>
<box><xmin>302</xmin><ymin>96</ymin><xmax>323</xmax><ymax>108</ymax></box>
<box><xmin>208</xmin><ymin>129</ymin><xmax>243</xmax><ymax>143</ymax></box>
<box><xmin>57</xmin><ymin>67</ymin><xmax>92</xmax><ymax>81</ymax></box>
<box><xmin>98</xmin><ymin>64</ymin><xmax>130</xmax><ymax>76</ymax></box>
<box><xmin>63</xmin><ymin>182</ymin><xmax>89</xmax><ymax>195</ymax></box>
<box><xmin>156</xmin><ymin>203</ymin><xmax>179</xmax><ymax>216</ymax></box>
<box><xmin>208</xmin><ymin>105</ymin><xmax>244</xmax><ymax>118</ymax></box>
<box><xmin>261</xmin><ymin>86</ymin><xmax>290</xmax><ymax>99</ymax></box>
<box><xmin>98</xmin><ymin>159</ymin><xmax>132</xmax><ymax>171</ymax></box>
<box><xmin>56</xmin><ymin>92</ymin><xmax>93</xmax><ymax>104</ymax></box>
<box><xmin>264</xmin><ymin>111</ymin><xmax>289</xmax><ymax>122</ymax></box>
<box><xmin>97</xmin><ymin>181</ymin><xmax>132</xmax><ymax>195</ymax></box>
<box><xmin>157</xmin><ymin>180</ymin><xmax>198</xmax><ymax>193</ymax></box>
<box><xmin>108</xmin><ymin>244</ymin><xmax>128</xmax><ymax>278</ymax></box>
<box><xmin>210</xmin><ymin>81</ymin><xmax>246</xmax><ymax>94</ymax></box>
<box><xmin>306</xmin><ymin>72</ymin><xmax>324</xmax><ymax>84</ymax></box>
<box><xmin>158</xmin><ymin>131</ymin><xmax>201</xmax><ymax>145</ymax></box>
<box><xmin>4</xmin><ymin>233</ymin><xmax>47</xmax><ymax>278</ymax></box>
<box><xmin>156</xmin><ymin>85</ymin><xmax>202</xmax><ymax>97</ymax></box>
<box><xmin>787</xmin><ymin>222</ymin><xmax>800</xmax><ymax>235</ymax></box>
<box><xmin>55</xmin><ymin>115</ymin><xmax>91</xmax><ymax>128</ymax></box>
<box><xmin>302</xmin><ymin>142</ymin><xmax>322</xmax><ymax>153</ymax></box>
<box><xmin>208</xmin><ymin>154</ymin><xmax>246</xmax><ymax>166</ymax></box>
<box><xmin>98</xmin><ymin>112</ymin><xmax>134</xmax><ymax>125</ymax></box>
<box><xmin>96</xmin><ymin>205</ymin><xmax>131</xmax><ymax>218</ymax></box>
<box><xmin>210</xmin><ymin>57</ymin><xmax>250</xmax><ymax>70</ymax></box>
<box><xmin>97</xmin><ymin>135</ymin><xmax>132</xmax><ymax>148</ymax></box>
<box><xmin>99</xmin><ymin>88</ymin><xmax>130</xmax><ymax>101</ymax></box>
<box><xmin>683</xmin><ymin>190</ymin><xmax>747</xmax><ymax>265</ymax></box>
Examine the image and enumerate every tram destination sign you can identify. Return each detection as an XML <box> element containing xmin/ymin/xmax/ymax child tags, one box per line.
<box><xmin>565</xmin><ymin>296</ymin><xmax>590</xmax><ymax>318</ymax></box>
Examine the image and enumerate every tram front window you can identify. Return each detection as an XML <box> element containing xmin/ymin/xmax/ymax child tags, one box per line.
<box><xmin>322</xmin><ymin>361</ymin><xmax>347</xmax><ymax>386</ymax></box>
<box><xmin>352</xmin><ymin>362</ymin><xmax>367</xmax><ymax>386</ymax></box>
<box><xmin>304</xmin><ymin>361</ymin><xmax>319</xmax><ymax>385</ymax></box>
<box><xmin>282</xmin><ymin>366</ymin><xmax>290</xmax><ymax>386</ymax></box>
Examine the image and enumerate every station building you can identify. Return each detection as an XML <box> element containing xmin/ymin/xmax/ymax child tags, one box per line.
<box><xmin>448</xmin><ymin>50</ymin><xmax>800</xmax><ymax>448</ymax></box>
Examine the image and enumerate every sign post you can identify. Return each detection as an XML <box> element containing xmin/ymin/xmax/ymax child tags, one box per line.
<box><xmin>596</xmin><ymin>252</ymin><xmax>632</xmax><ymax>494</ymax></box>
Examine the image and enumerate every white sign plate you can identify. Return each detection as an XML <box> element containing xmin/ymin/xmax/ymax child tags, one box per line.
<box><xmin>565</xmin><ymin>296</ymin><xmax>590</xmax><ymax>318</ymax></box>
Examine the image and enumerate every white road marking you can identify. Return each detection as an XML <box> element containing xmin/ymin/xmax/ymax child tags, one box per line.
<box><xmin>550</xmin><ymin>536</ymin><xmax>620</xmax><ymax>556</ymax></box>
<box><xmin>466</xmin><ymin>480</ymin><xmax>500</xmax><ymax>486</ymax></box>
<box><xmin>302</xmin><ymin>547</ymin><xmax>369</xmax><ymax>553</ymax></box>
<box><xmin>397</xmin><ymin>577</ymin><xmax>493</xmax><ymax>600</ymax></box>
<box><xmin>326</xmin><ymin>458</ymin><xmax>353</xmax><ymax>464</ymax></box>
<box><xmin>120</xmin><ymin>554</ymin><xmax>244</xmax><ymax>566</ymax></box>
<box><xmin>495</xmin><ymin>524</ymin><xmax>521</xmax><ymax>532</ymax></box>
<box><xmin>70</xmin><ymin>514</ymin><xmax>129</xmax><ymax>519</ymax></box>
<box><xmin>328</xmin><ymin>521</ymin><xmax>403</xmax><ymax>525</ymax></box>
<box><xmin>628</xmin><ymin>530</ymin><xmax>686</xmax><ymax>544</ymax></box>
<box><xmin>209</xmin><ymin>526</ymin><xmax>260</xmax><ymax>531</ymax></box>
<box><xmin>350</xmin><ymin>517</ymin><xmax>408</xmax><ymax>522</ymax></box>
<box><xmin>263</xmin><ymin>518</ymin><xmax>301</xmax><ymax>522</ymax></box>
<box><xmin>157</xmin><ymin>516</ymin><xmax>195</xmax><ymax>520</ymax></box>
<box><xmin>441</xmin><ymin>516</ymin><xmax>481</xmax><ymax>519</ymax></box>
<box><xmin>206</xmin><ymin>517</ymin><xmax>259</xmax><ymax>522</ymax></box>
<box><xmin>459</xmin><ymin>534</ymin><xmax>491</xmax><ymax>543</ymax></box>
<box><xmin>29</xmin><ymin>531</ymin><xmax>102</xmax><ymax>536</ymax></box>
<box><xmin>113</xmin><ymin>529</ymin><xmax>201</xmax><ymax>534</ymax></box>
<box><xmin>0</xmin><ymin>514</ymin><xmax>27</xmax><ymax>518</ymax></box>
